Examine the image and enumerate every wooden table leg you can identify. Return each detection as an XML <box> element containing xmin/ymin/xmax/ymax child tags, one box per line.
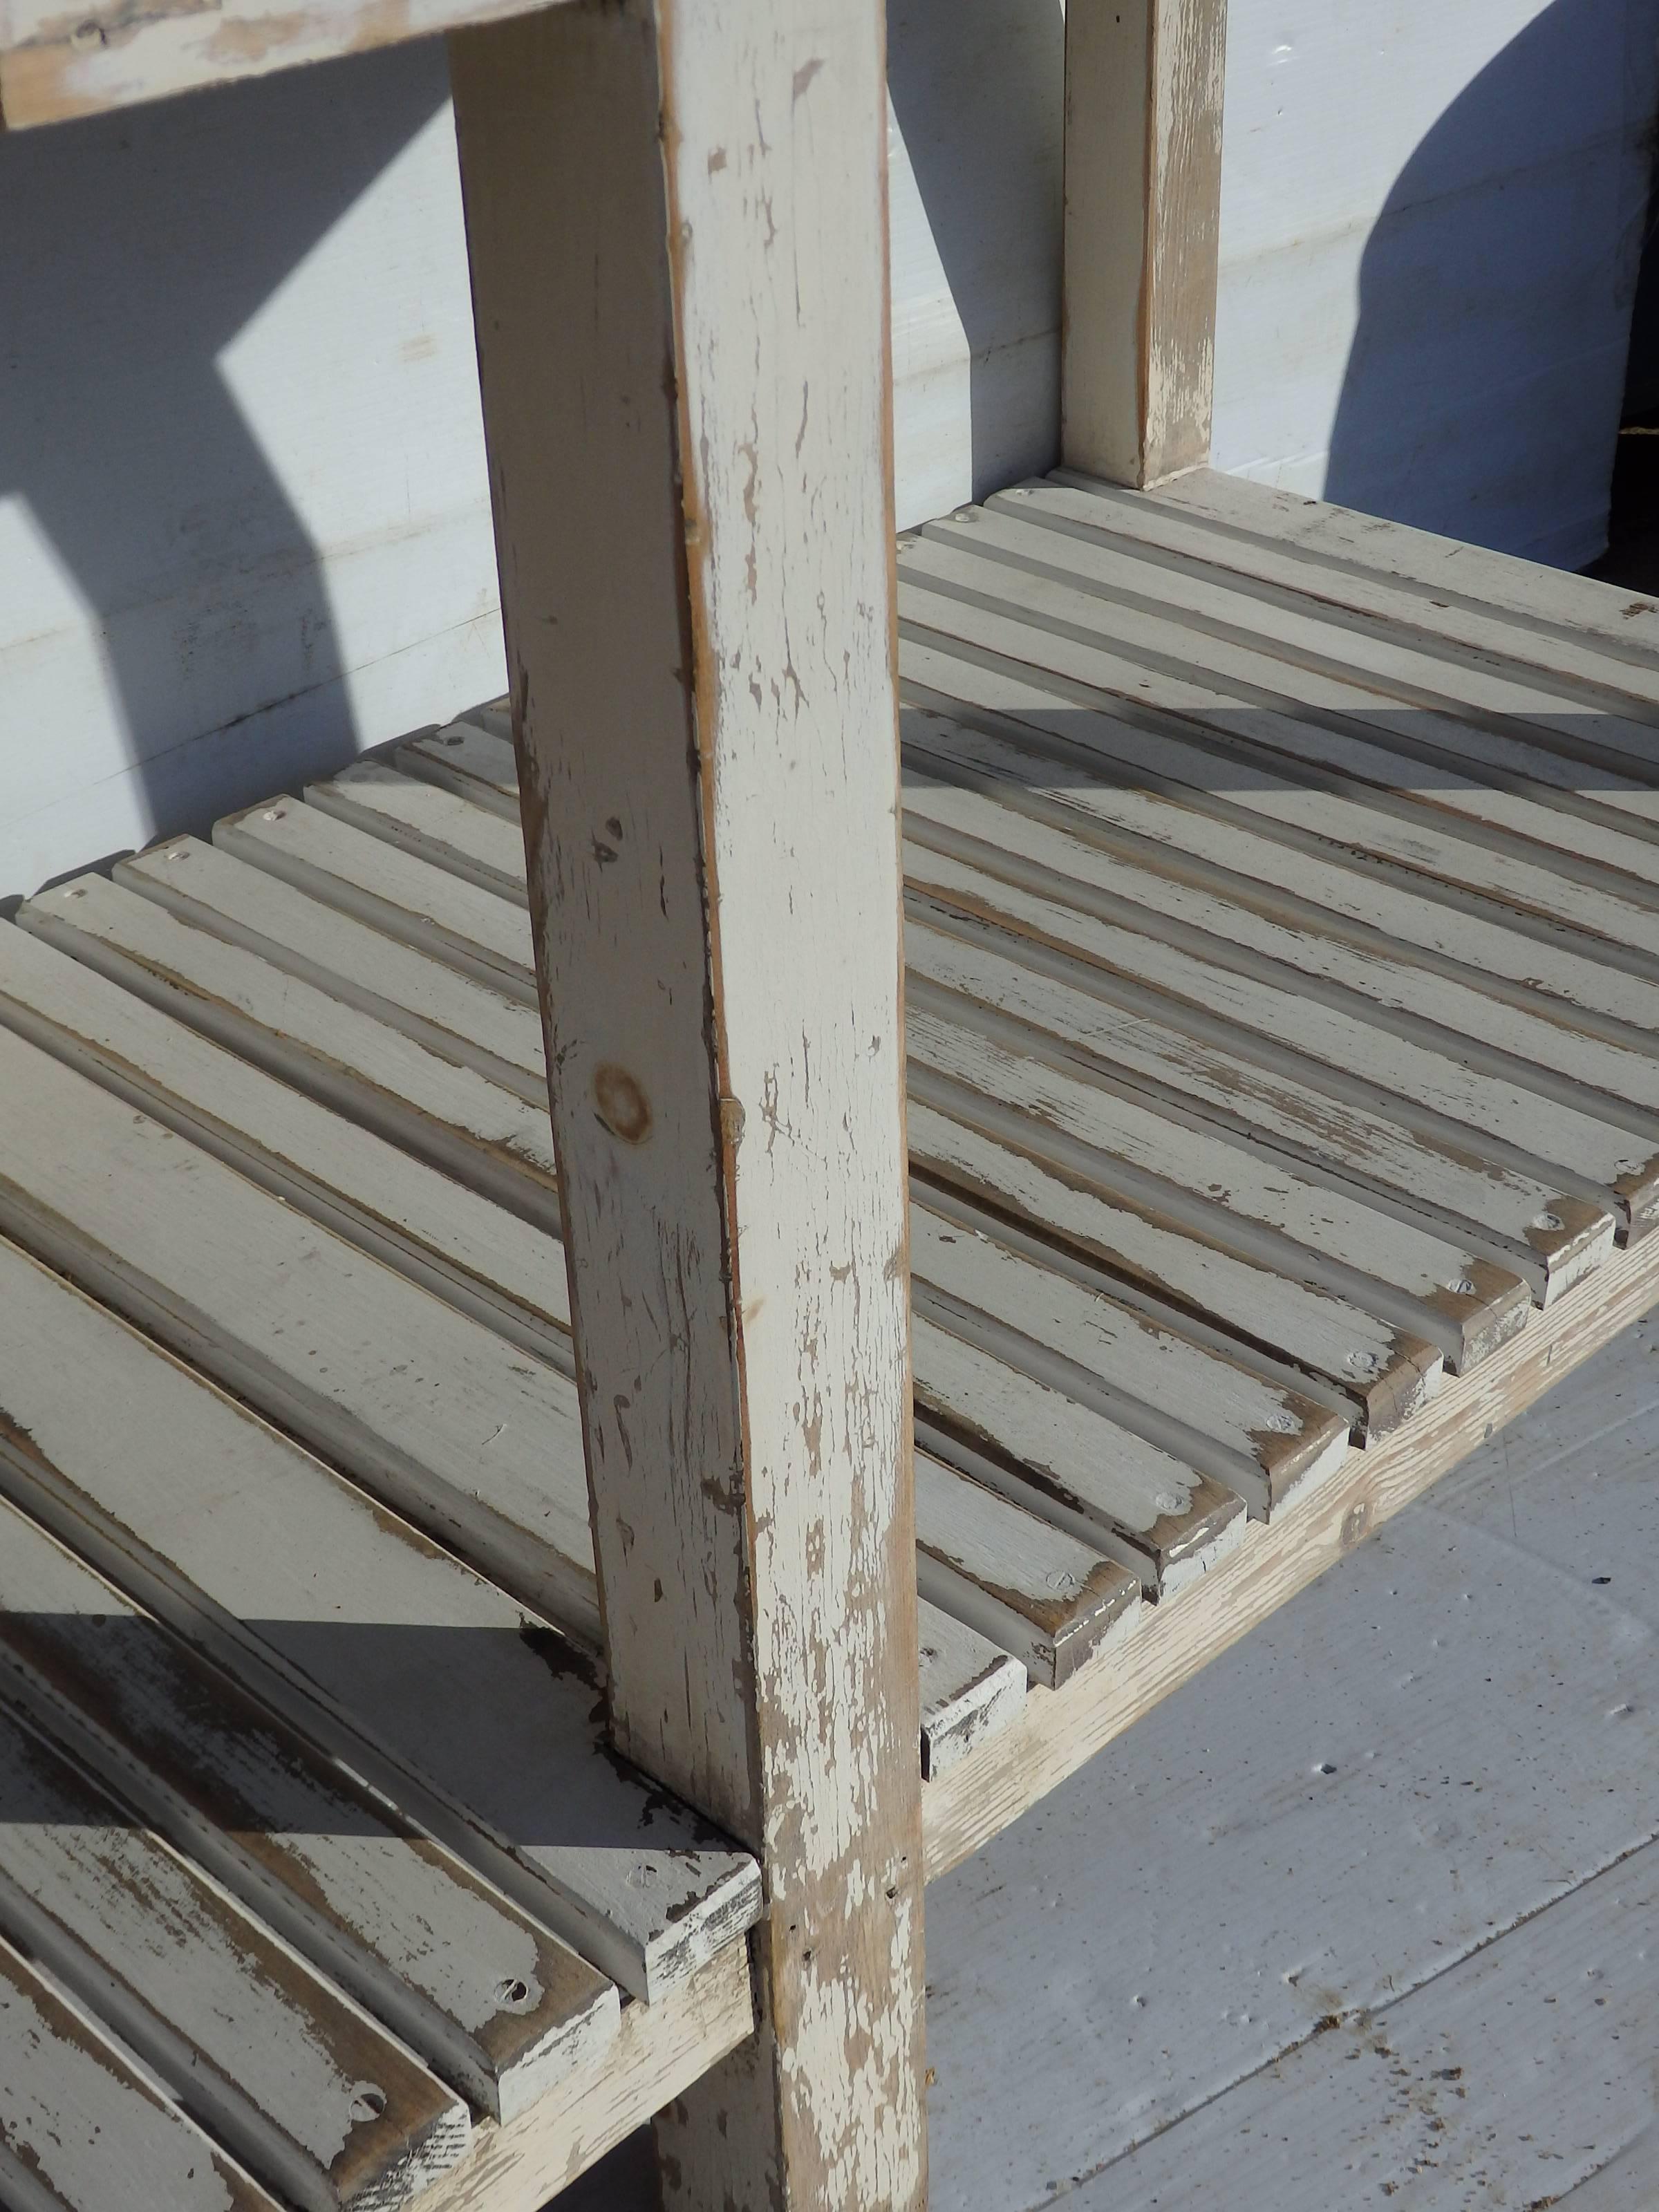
<box><xmin>1060</xmin><ymin>0</ymin><xmax>1228</xmax><ymax>486</ymax></box>
<box><xmin>449</xmin><ymin>3</ymin><xmax>926</xmax><ymax>2204</ymax></box>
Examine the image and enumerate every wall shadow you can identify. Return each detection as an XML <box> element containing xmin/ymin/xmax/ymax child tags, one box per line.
<box><xmin>0</xmin><ymin>43</ymin><xmax>451</xmax><ymax>853</ymax></box>
<box><xmin>1326</xmin><ymin>0</ymin><xmax>1658</xmax><ymax>565</ymax></box>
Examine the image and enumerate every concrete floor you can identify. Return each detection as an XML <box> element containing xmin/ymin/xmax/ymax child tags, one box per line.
<box><xmin>564</xmin><ymin>1307</ymin><xmax>1659</xmax><ymax>2209</ymax></box>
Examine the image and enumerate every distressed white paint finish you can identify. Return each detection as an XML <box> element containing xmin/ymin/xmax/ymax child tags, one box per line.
<box><xmin>0</xmin><ymin>1705</ymin><xmax>469</xmax><ymax>2212</ymax></box>
<box><xmin>913</xmin><ymin>1452</ymin><xmax>1140</xmax><ymax>1688</ymax></box>
<box><xmin>0</xmin><ymin>1932</ymin><xmax>283</xmax><ymax>2212</ymax></box>
<box><xmin>0</xmin><ymin>0</ymin><xmax>572</xmax><ymax>126</ymax></box>
<box><xmin>399</xmin><ymin>720</ymin><xmax>523</xmax><ymax>819</ymax></box>
<box><xmin>449</xmin><ymin>3</ymin><xmax>926</xmax><ymax>2202</ymax></box>
<box><xmin>218</xmin><ymin>797</ymin><xmax>536</xmax><ymax>1000</ymax></box>
<box><xmin>913</xmin><ymin>1199</ymin><xmax>1350</xmax><ymax>1513</ymax></box>
<box><xmin>0</xmin><ymin>1495</ymin><xmax>617</xmax><ymax>2122</ymax></box>
<box><xmin>904</xmin><ymin>840</ymin><xmax>1659</xmax><ymax>1231</ymax></box>
<box><xmin>0</xmin><ymin>1019</ymin><xmax>598</xmax><ymax>1637</ymax></box>
<box><xmin>902</xmin><ymin>732</ymin><xmax>1659</xmax><ymax>1138</ymax></box>
<box><xmin>0</xmin><ymin>1237</ymin><xmax>762</xmax><ymax>2000</ymax></box>
<box><xmin>307</xmin><ymin>764</ymin><xmax>528</xmax><ymax>902</ymax></box>
<box><xmin>21</xmin><ymin>872</ymin><xmax>561</xmax><ymax>1228</ymax></box>
<box><xmin>908</xmin><ymin>915</ymin><xmax>1615</xmax><ymax>1302</ymax></box>
<box><xmin>916</xmin><ymin>1602</ymin><xmax>1026</xmax><ymax>1781</ymax></box>
<box><xmin>1060</xmin><ymin>0</ymin><xmax>1226</xmax><ymax>486</ymax></box>
<box><xmin>0</xmin><ymin>918</ymin><xmax>572</xmax><ymax>1368</ymax></box>
<box><xmin>909</xmin><ymin>998</ymin><xmax>1526</xmax><ymax>1374</ymax></box>
<box><xmin>122</xmin><ymin>836</ymin><xmax>545</xmax><ymax>1103</ymax></box>
<box><xmin>899</xmin><ymin>538</ymin><xmax>1659</xmax><ymax>977</ymax></box>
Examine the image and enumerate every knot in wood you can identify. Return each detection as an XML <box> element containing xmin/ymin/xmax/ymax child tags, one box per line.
<box><xmin>594</xmin><ymin>1065</ymin><xmax>653</xmax><ymax>1144</ymax></box>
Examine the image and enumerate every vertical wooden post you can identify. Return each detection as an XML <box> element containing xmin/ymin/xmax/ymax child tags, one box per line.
<box><xmin>1060</xmin><ymin>0</ymin><xmax>1228</xmax><ymax>487</ymax></box>
<box><xmin>448</xmin><ymin>3</ymin><xmax>926</xmax><ymax>2206</ymax></box>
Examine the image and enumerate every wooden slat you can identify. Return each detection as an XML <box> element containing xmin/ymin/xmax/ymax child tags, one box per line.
<box><xmin>0</xmin><ymin>1705</ymin><xmax>469</xmax><ymax>2212</ymax></box>
<box><xmin>121</xmin><ymin>836</ymin><xmax>544</xmax><ymax>1103</ymax></box>
<box><xmin>0</xmin><ymin>1018</ymin><xmax>599</xmax><ymax>1642</ymax></box>
<box><xmin>908</xmin><ymin>998</ymin><xmax>1526</xmax><ymax>1374</ymax></box>
<box><xmin>1141</xmin><ymin>466</ymin><xmax>1659</xmax><ymax>701</ymax></box>
<box><xmin>306</xmin><ymin>765</ymin><xmax>528</xmax><ymax>903</ymax></box>
<box><xmin>901</xmin><ymin>729</ymin><xmax>1659</xmax><ymax>1130</ymax></box>
<box><xmin>0</xmin><ymin>0</ymin><xmax>573</xmax><ymax>131</ymax></box>
<box><xmin>0</xmin><ymin>1933</ymin><xmax>283</xmax><ymax>2212</ymax></box>
<box><xmin>217</xmin><ymin>798</ymin><xmax>536</xmax><ymax>1001</ymax></box>
<box><xmin>904</xmin><ymin>841</ymin><xmax>1659</xmax><ymax>1232</ymax></box>
<box><xmin>913</xmin><ymin>1312</ymin><xmax>1246</xmax><ymax>1597</ymax></box>
<box><xmin>917</xmin><ymin>1603</ymin><xmax>1027</xmax><ymax>1781</ymax></box>
<box><xmin>0</xmin><ymin>1494</ymin><xmax>619</xmax><ymax>2124</ymax></box>
<box><xmin>20</xmin><ymin>874</ymin><xmax>562</xmax><ymax>1230</ymax></box>
<box><xmin>921</xmin><ymin>1155</ymin><xmax>1659</xmax><ymax>1880</ymax></box>
<box><xmin>400</xmin><ymin>722</ymin><xmax>523</xmax><ymax>818</ymax></box>
<box><xmin>0</xmin><ymin>919</ymin><xmax>572</xmax><ymax>1371</ymax></box>
<box><xmin>913</xmin><ymin>1197</ymin><xmax>1352</xmax><ymax>1512</ymax></box>
<box><xmin>908</xmin><ymin>915</ymin><xmax>1615</xmax><ymax>1303</ymax></box>
<box><xmin>897</xmin><ymin>556</ymin><xmax>1659</xmax><ymax>978</ymax></box>
<box><xmin>913</xmin><ymin>1453</ymin><xmax>1140</xmax><ymax>1687</ymax></box>
<box><xmin>0</xmin><ymin>1236</ymin><xmax>762</xmax><ymax>2003</ymax></box>
<box><xmin>953</xmin><ymin>498</ymin><xmax>1659</xmax><ymax>847</ymax></box>
<box><xmin>898</xmin><ymin>654</ymin><xmax>1659</xmax><ymax>1053</ymax></box>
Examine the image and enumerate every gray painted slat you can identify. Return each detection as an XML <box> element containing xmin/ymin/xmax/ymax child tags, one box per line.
<box><xmin>119</xmin><ymin>836</ymin><xmax>544</xmax><ymax>1103</ymax></box>
<box><xmin>903</xmin><ymin>839</ymin><xmax>1659</xmax><ymax>1233</ymax></box>
<box><xmin>896</xmin><ymin>565</ymin><xmax>1659</xmax><ymax>982</ymax></box>
<box><xmin>398</xmin><ymin>721</ymin><xmax>521</xmax><ymax>818</ymax></box>
<box><xmin>217</xmin><ymin>798</ymin><xmax>536</xmax><ymax>1000</ymax></box>
<box><xmin>909</xmin><ymin>999</ymin><xmax>1526</xmax><ymax>1372</ymax></box>
<box><xmin>0</xmin><ymin>1019</ymin><xmax>598</xmax><ymax>1643</ymax></box>
<box><xmin>0</xmin><ymin>1934</ymin><xmax>282</xmax><ymax>2212</ymax></box>
<box><xmin>0</xmin><ymin>1236</ymin><xmax>762</xmax><ymax>2002</ymax></box>
<box><xmin>917</xmin><ymin>1604</ymin><xmax>1026</xmax><ymax>1782</ymax></box>
<box><xmin>0</xmin><ymin>919</ymin><xmax>572</xmax><ymax>1371</ymax></box>
<box><xmin>19</xmin><ymin>874</ymin><xmax>563</xmax><ymax>1233</ymax></box>
<box><xmin>912</xmin><ymin>1198</ymin><xmax>1353</xmax><ymax>1515</ymax></box>
<box><xmin>0</xmin><ymin>1495</ymin><xmax>619</xmax><ymax>2123</ymax></box>
<box><xmin>306</xmin><ymin>764</ymin><xmax>529</xmax><ymax>903</ymax></box>
<box><xmin>908</xmin><ymin>915</ymin><xmax>1614</xmax><ymax>1305</ymax></box>
<box><xmin>912</xmin><ymin>1454</ymin><xmax>1139</xmax><ymax>1688</ymax></box>
<box><xmin>0</xmin><ymin>1706</ymin><xmax>469</xmax><ymax>2212</ymax></box>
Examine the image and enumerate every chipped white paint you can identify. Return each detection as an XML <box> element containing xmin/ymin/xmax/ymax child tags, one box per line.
<box><xmin>0</xmin><ymin>1237</ymin><xmax>761</xmax><ymax>2000</ymax></box>
<box><xmin>916</xmin><ymin>1602</ymin><xmax>1026</xmax><ymax>1781</ymax></box>
<box><xmin>1060</xmin><ymin>0</ymin><xmax>1226</xmax><ymax>486</ymax></box>
<box><xmin>121</xmin><ymin>838</ymin><xmax>544</xmax><ymax>1105</ymax></box>
<box><xmin>218</xmin><ymin>798</ymin><xmax>535</xmax><ymax>1002</ymax></box>
<box><xmin>0</xmin><ymin>919</ymin><xmax>572</xmax><ymax>1369</ymax></box>
<box><xmin>0</xmin><ymin>1495</ymin><xmax>618</xmax><ymax>2123</ymax></box>
<box><xmin>21</xmin><ymin>873</ymin><xmax>561</xmax><ymax>1229</ymax></box>
<box><xmin>0</xmin><ymin>1020</ymin><xmax>598</xmax><ymax>1638</ymax></box>
<box><xmin>0</xmin><ymin>1705</ymin><xmax>470</xmax><ymax>2212</ymax></box>
<box><xmin>0</xmin><ymin>1932</ymin><xmax>281</xmax><ymax>2211</ymax></box>
<box><xmin>449</xmin><ymin>0</ymin><xmax>926</xmax><ymax>2200</ymax></box>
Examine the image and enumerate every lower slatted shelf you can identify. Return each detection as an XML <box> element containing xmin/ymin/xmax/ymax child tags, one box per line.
<box><xmin>8</xmin><ymin>467</ymin><xmax>1659</xmax><ymax>2201</ymax></box>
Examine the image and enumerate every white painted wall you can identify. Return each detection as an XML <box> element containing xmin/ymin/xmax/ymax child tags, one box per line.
<box><xmin>1</xmin><ymin>1</ymin><xmax>1653</xmax><ymax>895</ymax></box>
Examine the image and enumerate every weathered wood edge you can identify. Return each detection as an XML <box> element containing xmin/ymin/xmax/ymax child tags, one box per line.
<box><xmin>414</xmin><ymin>1945</ymin><xmax>755</xmax><ymax>2212</ymax></box>
<box><xmin>922</xmin><ymin>1205</ymin><xmax>1659</xmax><ymax>1878</ymax></box>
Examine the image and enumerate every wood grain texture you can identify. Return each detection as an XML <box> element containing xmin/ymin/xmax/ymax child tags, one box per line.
<box><xmin>0</xmin><ymin>1235</ymin><xmax>762</xmax><ymax>2002</ymax></box>
<box><xmin>0</xmin><ymin>1704</ymin><xmax>469</xmax><ymax>2212</ymax></box>
<box><xmin>0</xmin><ymin>1495</ymin><xmax>619</xmax><ymax>2125</ymax></box>
<box><xmin>921</xmin><ymin>1171</ymin><xmax>1659</xmax><ymax>1880</ymax></box>
<box><xmin>0</xmin><ymin>0</ymin><xmax>569</xmax><ymax>130</ymax></box>
<box><xmin>451</xmin><ymin>3</ymin><xmax>929</xmax><ymax>2202</ymax></box>
<box><xmin>1060</xmin><ymin>0</ymin><xmax>1226</xmax><ymax>485</ymax></box>
<box><xmin>0</xmin><ymin>1931</ymin><xmax>283</xmax><ymax>2212</ymax></box>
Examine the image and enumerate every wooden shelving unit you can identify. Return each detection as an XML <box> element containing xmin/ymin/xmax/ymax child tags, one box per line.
<box><xmin>6</xmin><ymin>1</ymin><xmax>1659</xmax><ymax>2207</ymax></box>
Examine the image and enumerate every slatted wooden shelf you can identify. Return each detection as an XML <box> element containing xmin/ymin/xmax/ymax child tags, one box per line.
<box><xmin>8</xmin><ymin>469</ymin><xmax>1659</xmax><ymax>2202</ymax></box>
